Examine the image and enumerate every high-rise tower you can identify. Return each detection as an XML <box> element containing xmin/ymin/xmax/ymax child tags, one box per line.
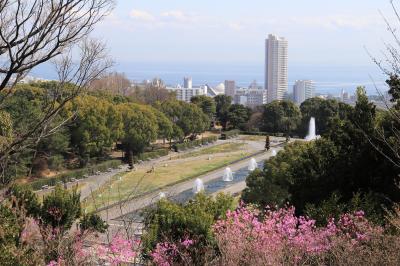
<box><xmin>293</xmin><ymin>80</ymin><xmax>315</xmax><ymax>105</ymax></box>
<box><xmin>224</xmin><ymin>80</ymin><xmax>236</xmax><ymax>98</ymax></box>
<box><xmin>265</xmin><ymin>34</ymin><xmax>288</xmax><ymax>103</ymax></box>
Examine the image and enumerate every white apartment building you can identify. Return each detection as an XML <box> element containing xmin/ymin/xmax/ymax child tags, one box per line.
<box><xmin>183</xmin><ymin>77</ymin><xmax>192</xmax><ymax>89</ymax></box>
<box><xmin>265</xmin><ymin>34</ymin><xmax>288</xmax><ymax>103</ymax></box>
<box><xmin>293</xmin><ymin>80</ymin><xmax>315</xmax><ymax>105</ymax></box>
<box><xmin>224</xmin><ymin>80</ymin><xmax>236</xmax><ymax>98</ymax></box>
<box><xmin>234</xmin><ymin>88</ymin><xmax>267</xmax><ymax>108</ymax></box>
<box><xmin>167</xmin><ymin>85</ymin><xmax>208</xmax><ymax>102</ymax></box>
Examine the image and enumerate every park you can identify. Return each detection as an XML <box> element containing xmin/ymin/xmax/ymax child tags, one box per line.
<box><xmin>2</xmin><ymin>0</ymin><xmax>400</xmax><ymax>265</ymax></box>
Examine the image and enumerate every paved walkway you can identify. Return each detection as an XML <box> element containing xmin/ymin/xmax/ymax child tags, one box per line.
<box><xmin>35</xmin><ymin>139</ymin><xmax>227</xmax><ymax>199</ymax></box>
<box><xmin>212</xmin><ymin>180</ymin><xmax>247</xmax><ymax>197</ymax></box>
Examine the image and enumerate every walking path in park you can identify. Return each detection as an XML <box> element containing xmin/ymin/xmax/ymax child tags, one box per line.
<box><xmin>96</xmin><ymin>144</ymin><xmax>285</xmax><ymax>222</ymax></box>
<box><xmin>79</xmin><ymin>138</ymin><xmax>245</xmax><ymax>201</ymax></box>
<box><xmin>36</xmin><ymin>138</ymin><xmax>226</xmax><ymax>199</ymax></box>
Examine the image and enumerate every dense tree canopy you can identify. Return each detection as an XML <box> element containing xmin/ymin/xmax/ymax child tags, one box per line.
<box><xmin>3</xmin><ymin>85</ymin><xmax>46</xmax><ymax>135</ymax></box>
<box><xmin>299</xmin><ymin>98</ymin><xmax>339</xmax><ymax>137</ymax></box>
<box><xmin>191</xmin><ymin>95</ymin><xmax>216</xmax><ymax>122</ymax></box>
<box><xmin>214</xmin><ymin>95</ymin><xmax>232</xmax><ymax>130</ymax></box>
<box><xmin>68</xmin><ymin>95</ymin><xmax>123</xmax><ymax>158</ymax></box>
<box><xmin>243</xmin><ymin>89</ymin><xmax>399</xmax><ymax>224</ymax></box>
<box><xmin>227</xmin><ymin>104</ymin><xmax>252</xmax><ymax>130</ymax></box>
<box><xmin>151</xmin><ymin>108</ymin><xmax>174</xmax><ymax>142</ymax></box>
<box><xmin>0</xmin><ymin>79</ymin><xmax>213</xmax><ymax>181</ymax></box>
<box><xmin>261</xmin><ymin>100</ymin><xmax>301</xmax><ymax>134</ymax></box>
<box><xmin>118</xmin><ymin>103</ymin><xmax>158</xmax><ymax>157</ymax></box>
<box><xmin>159</xmin><ymin>100</ymin><xmax>209</xmax><ymax>140</ymax></box>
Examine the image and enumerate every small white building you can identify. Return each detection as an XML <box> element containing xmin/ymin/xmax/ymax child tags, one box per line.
<box><xmin>167</xmin><ymin>85</ymin><xmax>208</xmax><ymax>102</ymax></box>
<box><xmin>183</xmin><ymin>77</ymin><xmax>192</xmax><ymax>89</ymax></box>
<box><xmin>234</xmin><ymin>88</ymin><xmax>267</xmax><ymax>108</ymax></box>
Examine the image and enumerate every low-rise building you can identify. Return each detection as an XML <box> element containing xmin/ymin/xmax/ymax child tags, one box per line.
<box><xmin>234</xmin><ymin>88</ymin><xmax>267</xmax><ymax>108</ymax></box>
<box><xmin>167</xmin><ymin>85</ymin><xmax>208</xmax><ymax>102</ymax></box>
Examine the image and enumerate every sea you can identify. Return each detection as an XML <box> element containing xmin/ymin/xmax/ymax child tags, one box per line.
<box><xmin>30</xmin><ymin>62</ymin><xmax>388</xmax><ymax>96</ymax></box>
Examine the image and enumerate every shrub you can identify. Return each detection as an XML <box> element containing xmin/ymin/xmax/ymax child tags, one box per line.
<box><xmin>239</xmin><ymin>131</ymin><xmax>287</xmax><ymax>137</ymax></box>
<box><xmin>27</xmin><ymin>160</ymin><xmax>121</xmax><ymax>190</ymax></box>
<box><xmin>151</xmin><ymin>205</ymin><xmax>400</xmax><ymax>266</ymax></box>
<box><xmin>135</xmin><ymin>149</ymin><xmax>169</xmax><ymax>162</ymax></box>
<box><xmin>213</xmin><ymin>206</ymin><xmax>395</xmax><ymax>266</ymax></box>
<box><xmin>48</xmin><ymin>155</ymin><xmax>64</xmax><ymax>171</ymax></box>
<box><xmin>142</xmin><ymin>193</ymin><xmax>234</xmax><ymax>263</ymax></box>
<box><xmin>173</xmin><ymin>136</ymin><xmax>218</xmax><ymax>152</ymax></box>
<box><xmin>220</xmin><ymin>129</ymin><xmax>239</xmax><ymax>140</ymax></box>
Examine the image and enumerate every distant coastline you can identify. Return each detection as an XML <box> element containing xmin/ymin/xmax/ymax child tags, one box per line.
<box><xmin>30</xmin><ymin>62</ymin><xmax>387</xmax><ymax>96</ymax></box>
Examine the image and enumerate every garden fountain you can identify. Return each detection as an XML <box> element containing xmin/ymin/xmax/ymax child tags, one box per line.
<box><xmin>193</xmin><ymin>178</ymin><xmax>204</xmax><ymax>193</ymax></box>
<box><xmin>222</xmin><ymin>167</ymin><xmax>234</xmax><ymax>182</ymax></box>
<box><xmin>248</xmin><ymin>158</ymin><xmax>258</xmax><ymax>171</ymax></box>
<box><xmin>305</xmin><ymin>117</ymin><xmax>320</xmax><ymax>141</ymax></box>
<box><xmin>120</xmin><ymin>160</ymin><xmax>267</xmax><ymax>221</ymax></box>
<box><xmin>159</xmin><ymin>192</ymin><xmax>166</xmax><ymax>200</ymax></box>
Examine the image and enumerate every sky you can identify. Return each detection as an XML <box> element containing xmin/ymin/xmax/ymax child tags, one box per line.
<box><xmin>94</xmin><ymin>0</ymin><xmax>395</xmax><ymax>67</ymax></box>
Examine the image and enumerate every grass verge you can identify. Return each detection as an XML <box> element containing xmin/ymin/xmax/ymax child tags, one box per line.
<box><xmin>83</xmin><ymin>151</ymin><xmax>251</xmax><ymax>212</ymax></box>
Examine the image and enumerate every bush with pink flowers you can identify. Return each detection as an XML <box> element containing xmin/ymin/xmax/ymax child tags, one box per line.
<box><xmin>150</xmin><ymin>205</ymin><xmax>400</xmax><ymax>266</ymax></box>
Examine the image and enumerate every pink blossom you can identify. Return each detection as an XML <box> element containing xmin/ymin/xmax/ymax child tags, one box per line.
<box><xmin>150</xmin><ymin>206</ymin><xmax>383</xmax><ymax>265</ymax></box>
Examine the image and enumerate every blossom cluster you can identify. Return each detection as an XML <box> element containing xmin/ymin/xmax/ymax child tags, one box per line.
<box><xmin>84</xmin><ymin>235</ymin><xmax>139</xmax><ymax>265</ymax></box>
<box><xmin>151</xmin><ymin>237</ymin><xmax>195</xmax><ymax>266</ymax></box>
<box><xmin>151</xmin><ymin>205</ymin><xmax>383</xmax><ymax>265</ymax></box>
<box><xmin>213</xmin><ymin>205</ymin><xmax>382</xmax><ymax>265</ymax></box>
<box><xmin>47</xmin><ymin>235</ymin><xmax>139</xmax><ymax>266</ymax></box>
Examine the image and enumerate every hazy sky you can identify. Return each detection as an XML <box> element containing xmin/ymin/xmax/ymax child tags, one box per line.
<box><xmin>94</xmin><ymin>0</ymin><xmax>396</xmax><ymax>67</ymax></box>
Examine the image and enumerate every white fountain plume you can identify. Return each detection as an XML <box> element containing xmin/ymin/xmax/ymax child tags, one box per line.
<box><xmin>248</xmin><ymin>158</ymin><xmax>258</xmax><ymax>171</ymax></box>
<box><xmin>271</xmin><ymin>149</ymin><xmax>277</xmax><ymax>157</ymax></box>
<box><xmin>305</xmin><ymin>117</ymin><xmax>320</xmax><ymax>141</ymax></box>
<box><xmin>222</xmin><ymin>167</ymin><xmax>233</xmax><ymax>182</ymax></box>
<box><xmin>193</xmin><ymin>178</ymin><xmax>204</xmax><ymax>193</ymax></box>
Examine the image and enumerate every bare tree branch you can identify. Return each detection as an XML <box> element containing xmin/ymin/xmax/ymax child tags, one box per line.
<box><xmin>0</xmin><ymin>0</ymin><xmax>115</xmax><ymax>184</ymax></box>
<box><xmin>0</xmin><ymin>0</ymin><xmax>115</xmax><ymax>94</ymax></box>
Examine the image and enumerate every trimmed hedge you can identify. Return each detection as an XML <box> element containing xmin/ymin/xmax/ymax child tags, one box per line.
<box><xmin>239</xmin><ymin>131</ymin><xmax>289</xmax><ymax>137</ymax></box>
<box><xmin>28</xmin><ymin>160</ymin><xmax>121</xmax><ymax>191</ymax></box>
<box><xmin>135</xmin><ymin>149</ymin><xmax>169</xmax><ymax>162</ymax></box>
<box><xmin>28</xmin><ymin>148</ymin><xmax>173</xmax><ymax>190</ymax></box>
<box><xmin>173</xmin><ymin>136</ymin><xmax>218</xmax><ymax>152</ymax></box>
<box><xmin>220</xmin><ymin>129</ymin><xmax>240</xmax><ymax>140</ymax></box>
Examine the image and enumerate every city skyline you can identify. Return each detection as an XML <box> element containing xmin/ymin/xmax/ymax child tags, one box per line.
<box><xmin>27</xmin><ymin>0</ymin><xmax>394</xmax><ymax>95</ymax></box>
<box><xmin>95</xmin><ymin>0</ymin><xmax>393</xmax><ymax>67</ymax></box>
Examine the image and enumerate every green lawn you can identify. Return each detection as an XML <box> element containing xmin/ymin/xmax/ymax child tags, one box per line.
<box><xmin>238</xmin><ymin>135</ymin><xmax>267</xmax><ymax>141</ymax></box>
<box><xmin>83</xmin><ymin>150</ymin><xmax>251</xmax><ymax>211</ymax></box>
<box><xmin>173</xmin><ymin>142</ymin><xmax>246</xmax><ymax>159</ymax></box>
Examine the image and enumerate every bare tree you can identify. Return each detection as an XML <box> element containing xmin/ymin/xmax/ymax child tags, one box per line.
<box><xmin>0</xmin><ymin>0</ymin><xmax>114</xmax><ymax>184</ymax></box>
<box><xmin>143</xmin><ymin>78</ymin><xmax>174</xmax><ymax>105</ymax></box>
<box><xmin>88</xmin><ymin>72</ymin><xmax>132</xmax><ymax>96</ymax></box>
<box><xmin>367</xmin><ymin>0</ymin><xmax>400</xmax><ymax>168</ymax></box>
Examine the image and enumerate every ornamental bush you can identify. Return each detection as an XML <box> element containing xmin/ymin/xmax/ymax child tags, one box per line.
<box><xmin>151</xmin><ymin>205</ymin><xmax>400</xmax><ymax>266</ymax></box>
<box><xmin>173</xmin><ymin>136</ymin><xmax>218</xmax><ymax>152</ymax></box>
